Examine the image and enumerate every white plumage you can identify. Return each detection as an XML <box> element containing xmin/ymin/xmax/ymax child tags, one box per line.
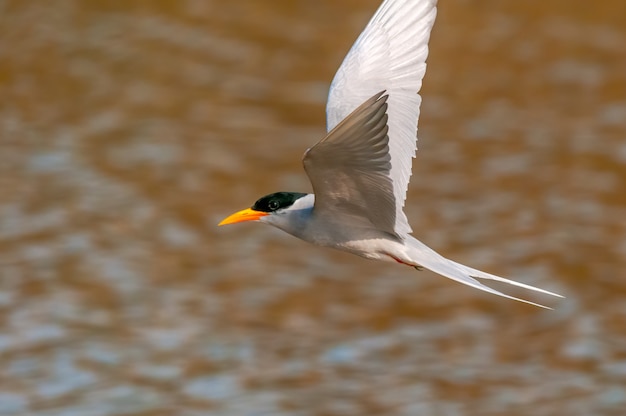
<box><xmin>219</xmin><ymin>0</ymin><xmax>563</xmax><ymax>309</ymax></box>
<box><xmin>327</xmin><ymin>0</ymin><xmax>437</xmax><ymax>236</ymax></box>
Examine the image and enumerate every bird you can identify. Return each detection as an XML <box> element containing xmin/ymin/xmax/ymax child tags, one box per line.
<box><xmin>219</xmin><ymin>0</ymin><xmax>563</xmax><ymax>308</ymax></box>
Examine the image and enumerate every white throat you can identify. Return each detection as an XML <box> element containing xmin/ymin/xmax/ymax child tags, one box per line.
<box><xmin>260</xmin><ymin>193</ymin><xmax>315</xmax><ymax>238</ymax></box>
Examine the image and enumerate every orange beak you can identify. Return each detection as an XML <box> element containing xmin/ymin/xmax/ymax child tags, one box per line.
<box><xmin>218</xmin><ymin>208</ymin><xmax>268</xmax><ymax>226</ymax></box>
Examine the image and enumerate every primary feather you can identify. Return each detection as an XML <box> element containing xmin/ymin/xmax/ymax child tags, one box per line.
<box><xmin>324</xmin><ymin>0</ymin><xmax>561</xmax><ymax>307</ymax></box>
<box><xmin>327</xmin><ymin>0</ymin><xmax>437</xmax><ymax>236</ymax></box>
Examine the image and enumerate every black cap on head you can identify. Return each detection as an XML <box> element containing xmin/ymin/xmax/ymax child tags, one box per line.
<box><xmin>252</xmin><ymin>192</ymin><xmax>308</xmax><ymax>213</ymax></box>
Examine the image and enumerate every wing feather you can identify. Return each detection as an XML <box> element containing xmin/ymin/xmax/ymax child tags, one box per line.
<box><xmin>327</xmin><ymin>0</ymin><xmax>438</xmax><ymax>236</ymax></box>
<box><xmin>304</xmin><ymin>92</ymin><xmax>398</xmax><ymax>237</ymax></box>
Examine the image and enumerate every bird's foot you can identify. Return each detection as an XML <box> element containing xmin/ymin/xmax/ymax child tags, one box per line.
<box><xmin>387</xmin><ymin>254</ymin><xmax>424</xmax><ymax>271</ymax></box>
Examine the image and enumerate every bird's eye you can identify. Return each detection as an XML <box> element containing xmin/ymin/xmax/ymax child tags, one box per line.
<box><xmin>268</xmin><ymin>200</ymin><xmax>280</xmax><ymax>211</ymax></box>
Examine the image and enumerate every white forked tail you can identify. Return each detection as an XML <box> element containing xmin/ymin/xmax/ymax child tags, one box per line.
<box><xmin>404</xmin><ymin>236</ymin><xmax>564</xmax><ymax>309</ymax></box>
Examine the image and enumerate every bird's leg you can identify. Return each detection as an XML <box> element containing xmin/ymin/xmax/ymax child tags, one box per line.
<box><xmin>387</xmin><ymin>254</ymin><xmax>423</xmax><ymax>271</ymax></box>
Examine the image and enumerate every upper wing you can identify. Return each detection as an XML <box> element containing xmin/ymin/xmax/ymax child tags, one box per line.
<box><xmin>303</xmin><ymin>92</ymin><xmax>398</xmax><ymax>237</ymax></box>
<box><xmin>326</xmin><ymin>0</ymin><xmax>438</xmax><ymax>236</ymax></box>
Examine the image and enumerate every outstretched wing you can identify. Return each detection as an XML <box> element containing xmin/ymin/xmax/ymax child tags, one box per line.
<box><xmin>326</xmin><ymin>0</ymin><xmax>438</xmax><ymax>237</ymax></box>
<box><xmin>304</xmin><ymin>92</ymin><xmax>398</xmax><ymax>237</ymax></box>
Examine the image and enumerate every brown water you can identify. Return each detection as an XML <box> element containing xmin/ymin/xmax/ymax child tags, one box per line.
<box><xmin>1</xmin><ymin>1</ymin><xmax>625</xmax><ymax>415</ymax></box>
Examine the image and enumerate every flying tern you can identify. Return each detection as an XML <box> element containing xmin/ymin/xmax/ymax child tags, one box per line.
<box><xmin>219</xmin><ymin>0</ymin><xmax>562</xmax><ymax>308</ymax></box>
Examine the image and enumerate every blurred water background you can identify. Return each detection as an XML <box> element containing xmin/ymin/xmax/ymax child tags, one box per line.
<box><xmin>1</xmin><ymin>0</ymin><xmax>625</xmax><ymax>415</ymax></box>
